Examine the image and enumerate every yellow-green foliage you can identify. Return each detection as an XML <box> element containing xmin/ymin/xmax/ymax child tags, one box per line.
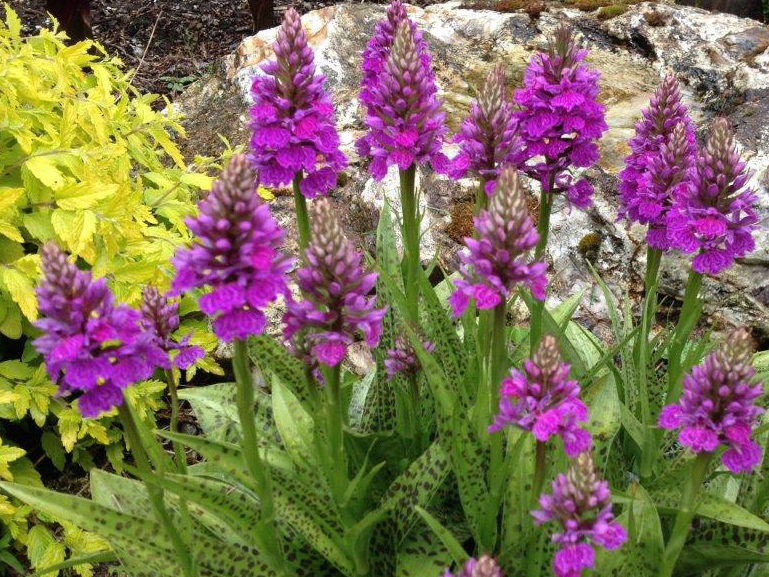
<box><xmin>0</xmin><ymin>5</ymin><xmax>238</xmax><ymax>572</ymax></box>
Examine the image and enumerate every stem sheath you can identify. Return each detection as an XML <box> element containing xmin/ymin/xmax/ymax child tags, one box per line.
<box><xmin>293</xmin><ymin>171</ymin><xmax>310</xmax><ymax>251</ymax></box>
<box><xmin>638</xmin><ymin>247</ymin><xmax>662</xmax><ymax>480</ymax></box>
<box><xmin>399</xmin><ymin>165</ymin><xmax>419</xmax><ymax>321</ymax></box>
<box><xmin>666</xmin><ymin>270</ymin><xmax>703</xmax><ymax>403</ymax></box>
<box><xmin>232</xmin><ymin>338</ymin><xmax>283</xmax><ymax>572</ymax></box>
<box><xmin>530</xmin><ymin>178</ymin><xmax>554</xmax><ymax>352</ymax></box>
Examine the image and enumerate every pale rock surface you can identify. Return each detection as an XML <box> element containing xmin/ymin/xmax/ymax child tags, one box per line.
<box><xmin>177</xmin><ymin>1</ymin><xmax>769</xmax><ymax>342</ymax></box>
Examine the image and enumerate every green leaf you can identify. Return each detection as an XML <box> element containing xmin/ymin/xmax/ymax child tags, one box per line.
<box><xmin>413</xmin><ymin>506</ymin><xmax>468</xmax><ymax>567</ymax></box>
<box><xmin>41</xmin><ymin>432</ymin><xmax>66</xmax><ymax>471</ymax></box>
<box><xmin>272</xmin><ymin>377</ymin><xmax>314</xmax><ymax>466</ymax></box>
<box><xmin>30</xmin><ymin>551</ymin><xmax>118</xmax><ymax>577</ymax></box>
<box><xmin>395</xmin><ymin>520</ymin><xmax>454</xmax><ymax>577</ymax></box>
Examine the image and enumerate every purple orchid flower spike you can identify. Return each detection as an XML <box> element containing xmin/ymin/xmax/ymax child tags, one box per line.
<box><xmin>140</xmin><ymin>286</ymin><xmax>205</xmax><ymax>370</ymax></box>
<box><xmin>666</xmin><ymin>118</ymin><xmax>758</xmax><ymax>274</ymax></box>
<box><xmin>619</xmin><ymin>74</ymin><xmax>697</xmax><ymax>250</ymax></box>
<box><xmin>659</xmin><ymin>328</ymin><xmax>763</xmax><ymax>473</ymax></box>
<box><xmin>357</xmin><ymin>15</ymin><xmax>450</xmax><ymax>179</ymax></box>
<box><xmin>450</xmin><ymin>64</ymin><xmax>524</xmax><ymax>197</ymax></box>
<box><xmin>283</xmin><ymin>198</ymin><xmax>387</xmax><ymax>368</ymax></box>
<box><xmin>33</xmin><ymin>243</ymin><xmax>168</xmax><ymax>418</ymax></box>
<box><xmin>489</xmin><ymin>334</ymin><xmax>591</xmax><ymax>457</ymax></box>
<box><xmin>171</xmin><ymin>155</ymin><xmax>293</xmax><ymax>341</ymax></box>
<box><xmin>443</xmin><ymin>555</ymin><xmax>504</xmax><ymax>577</ymax></box>
<box><xmin>514</xmin><ymin>24</ymin><xmax>608</xmax><ymax>208</ymax></box>
<box><xmin>449</xmin><ymin>166</ymin><xmax>547</xmax><ymax>317</ymax></box>
<box><xmin>532</xmin><ymin>452</ymin><xmax>627</xmax><ymax>577</ymax></box>
<box><xmin>249</xmin><ymin>7</ymin><xmax>347</xmax><ymax>198</ymax></box>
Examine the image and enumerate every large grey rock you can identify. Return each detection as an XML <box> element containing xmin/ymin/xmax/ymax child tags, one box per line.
<box><xmin>176</xmin><ymin>1</ymin><xmax>769</xmax><ymax>342</ymax></box>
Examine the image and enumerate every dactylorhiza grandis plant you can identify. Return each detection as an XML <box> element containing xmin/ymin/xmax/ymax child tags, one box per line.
<box><xmin>489</xmin><ymin>334</ymin><xmax>591</xmax><ymax>458</ymax></box>
<box><xmin>660</xmin><ymin>328</ymin><xmax>763</xmax><ymax>473</ymax></box>
<box><xmin>172</xmin><ymin>154</ymin><xmax>292</xmax><ymax>569</ymax></box>
<box><xmin>665</xmin><ymin>118</ymin><xmax>759</xmax><ymax>404</ymax></box>
<box><xmin>532</xmin><ymin>452</ymin><xmax>627</xmax><ymax>577</ymax></box>
<box><xmin>449</xmin><ymin>166</ymin><xmax>547</xmax><ymax>318</ymax></box>
<box><xmin>358</xmin><ymin>11</ymin><xmax>450</xmax><ymax>338</ymax></box>
<box><xmin>450</xmin><ymin>64</ymin><xmax>524</xmax><ymax>208</ymax></box>
<box><xmin>284</xmin><ymin>197</ymin><xmax>386</xmax><ymax>507</ymax></box>
<box><xmin>34</xmin><ymin>242</ymin><xmax>168</xmax><ymax>418</ymax></box>
<box><xmin>140</xmin><ymin>285</ymin><xmax>204</xmax><ymax>468</ymax></box>
<box><xmin>171</xmin><ymin>154</ymin><xmax>293</xmax><ymax>343</ymax></box>
<box><xmin>657</xmin><ymin>329</ymin><xmax>763</xmax><ymax>577</ymax></box>
<box><xmin>249</xmin><ymin>6</ymin><xmax>347</xmax><ymax>248</ymax></box>
<box><xmin>667</xmin><ymin>117</ymin><xmax>758</xmax><ymax>275</ymax></box>
<box><xmin>444</xmin><ymin>555</ymin><xmax>504</xmax><ymax>577</ymax></box>
<box><xmin>617</xmin><ymin>74</ymin><xmax>697</xmax><ymax>479</ymax></box>
<box><xmin>514</xmin><ymin>24</ymin><xmax>607</xmax><ymax>215</ymax></box>
<box><xmin>618</xmin><ymin>74</ymin><xmax>696</xmax><ymax>253</ymax></box>
<box><xmin>357</xmin><ymin>3</ymin><xmax>449</xmax><ymax>181</ymax></box>
<box><xmin>283</xmin><ymin>197</ymin><xmax>387</xmax><ymax>369</ymax></box>
<box><xmin>514</xmin><ymin>24</ymin><xmax>607</xmax><ymax>350</ymax></box>
<box><xmin>34</xmin><ymin>243</ymin><xmax>197</xmax><ymax>575</ymax></box>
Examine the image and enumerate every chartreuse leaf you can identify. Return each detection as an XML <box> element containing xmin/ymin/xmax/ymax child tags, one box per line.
<box><xmin>30</xmin><ymin>551</ymin><xmax>118</xmax><ymax>577</ymax></box>
<box><xmin>2</xmin><ymin>480</ymin><xmax>279</xmax><ymax>577</ymax></box>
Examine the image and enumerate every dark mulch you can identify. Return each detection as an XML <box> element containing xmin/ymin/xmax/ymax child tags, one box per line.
<box><xmin>13</xmin><ymin>0</ymin><xmax>441</xmax><ymax>99</ymax></box>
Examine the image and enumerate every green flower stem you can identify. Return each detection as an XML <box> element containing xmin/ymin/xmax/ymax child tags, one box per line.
<box><xmin>658</xmin><ymin>451</ymin><xmax>713</xmax><ymax>577</ymax></box>
<box><xmin>293</xmin><ymin>171</ymin><xmax>310</xmax><ymax>251</ymax></box>
<box><xmin>666</xmin><ymin>269</ymin><xmax>703</xmax><ymax>403</ymax></box>
<box><xmin>483</xmin><ymin>302</ymin><xmax>508</xmax><ymax>549</ymax></box>
<box><xmin>530</xmin><ymin>180</ymin><xmax>554</xmax><ymax>352</ymax></box>
<box><xmin>323</xmin><ymin>363</ymin><xmax>347</xmax><ymax>508</ymax></box>
<box><xmin>117</xmin><ymin>401</ymin><xmax>196</xmax><ymax>577</ymax></box>
<box><xmin>164</xmin><ymin>369</ymin><xmax>187</xmax><ymax>474</ymax></box>
<box><xmin>475</xmin><ymin>176</ymin><xmax>489</xmax><ymax>214</ymax></box>
<box><xmin>531</xmin><ymin>440</ymin><xmax>547</xmax><ymax>508</ymax></box>
<box><xmin>232</xmin><ymin>338</ymin><xmax>284</xmax><ymax>573</ymax></box>
<box><xmin>399</xmin><ymin>165</ymin><xmax>420</xmax><ymax>322</ymax></box>
<box><xmin>638</xmin><ymin>247</ymin><xmax>662</xmax><ymax>480</ymax></box>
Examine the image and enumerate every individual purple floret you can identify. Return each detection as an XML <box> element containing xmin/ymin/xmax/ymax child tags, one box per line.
<box><xmin>532</xmin><ymin>453</ymin><xmax>627</xmax><ymax>577</ymax></box>
<box><xmin>659</xmin><ymin>328</ymin><xmax>763</xmax><ymax>474</ymax></box>
<box><xmin>443</xmin><ymin>555</ymin><xmax>504</xmax><ymax>577</ymax></box>
<box><xmin>33</xmin><ymin>244</ymin><xmax>168</xmax><ymax>418</ymax></box>
<box><xmin>384</xmin><ymin>335</ymin><xmax>435</xmax><ymax>379</ymax></box>
<box><xmin>449</xmin><ymin>167</ymin><xmax>547</xmax><ymax>317</ymax></box>
<box><xmin>666</xmin><ymin>118</ymin><xmax>758</xmax><ymax>274</ymax></box>
<box><xmin>618</xmin><ymin>75</ymin><xmax>696</xmax><ymax>250</ymax></box>
<box><xmin>489</xmin><ymin>334</ymin><xmax>591</xmax><ymax>457</ymax></box>
<box><xmin>171</xmin><ymin>155</ymin><xmax>293</xmax><ymax>341</ymax></box>
<box><xmin>513</xmin><ymin>25</ymin><xmax>608</xmax><ymax>208</ymax></box>
<box><xmin>140</xmin><ymin>286</ymin><xmax>205</xmax><ymax>370</ymax></box>
<box><xmin>357</xmin><ymin>17</ymin><xmax>450</xmax><ymax>180</ymax></box>
<box><xmin>248</xmin><ymin>7</ymin><xmax>346</xmax><ymax>198</ymax></box>
<box><xmin>283</xmin><ymin>198</ymin><xmax>387</xmax><ymax>367</ymax></box>
<box><xmin>450</xmin><ymin>64</ymin><xmax>524</xmax><ymax>195</ymax></box>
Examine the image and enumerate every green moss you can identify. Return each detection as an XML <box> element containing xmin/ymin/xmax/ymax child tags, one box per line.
<box><xmin>597</xmin><ymin>4</ymin><xmax>629</xmax><ymax>19</ymax></box>
<box><xmin>568</xmin><ymin>0</ymin><xmax>639</xmax><ymax>11</ymax></box>
<box><xmin>578</xmin><ymin>232</ymin><xmax>603</xmax><ymax>261</ymax></box>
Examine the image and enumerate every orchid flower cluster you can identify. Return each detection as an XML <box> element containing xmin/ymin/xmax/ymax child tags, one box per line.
<box><xmin>20</xmin><ymin>4</ymin><xmax>767</xmax><ymax>577</ymax></box>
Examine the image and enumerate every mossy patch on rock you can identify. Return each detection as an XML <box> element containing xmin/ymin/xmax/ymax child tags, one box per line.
<box><xmin>464</xmin><ymin>0</ymin><xmax>546</xmax><ymax>18</ymax></box>
<box><xmin>447</xmin><ymin>202</ymin><xmax>475</xmax><ymax>243</ymax></box>
<box><xmin>568</xmin><ymin>0</ymin><xmax>639</xmax><ymax>11</ymax></box>
<box><xmin>597</xmin><ymin>4</ymin><xmax>629</xmax><ymax>19</ymax></box>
